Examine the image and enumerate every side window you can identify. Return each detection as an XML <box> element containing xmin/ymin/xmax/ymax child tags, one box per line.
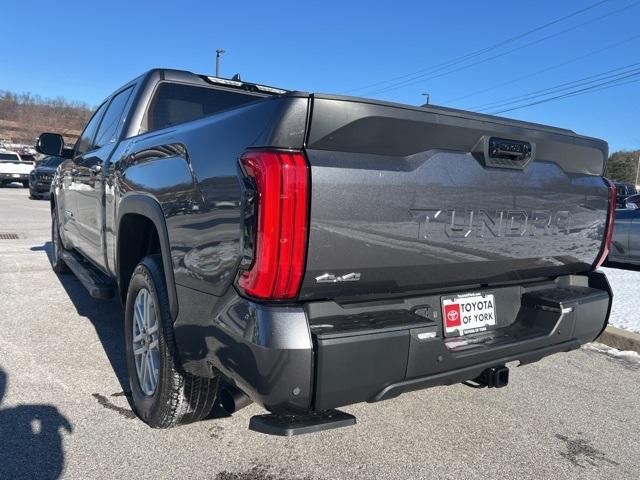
<box><xmin>75</xmin><ymin>102</ymin><xmax>108</xmax><ymax>157</ymax></box>
<box><xmin>94</xmin><ymin>87</ymin><xmax>133</xmax><ymax>148</ymax></box>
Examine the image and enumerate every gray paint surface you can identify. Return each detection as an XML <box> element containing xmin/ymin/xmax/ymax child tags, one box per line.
<box><xmin>301</xmin><ymin>149</ymin><xmax>608</xmax><ymax>299</ymax></box>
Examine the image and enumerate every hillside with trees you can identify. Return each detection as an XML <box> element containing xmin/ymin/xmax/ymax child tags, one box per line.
<box><xmin>0</xmin><ymin>91</ymin><xmax>93</xmax><ymax>145</ymax></box>
<box><xmin>605</xmin><ymin>150</ymin><xmax>640</xmax><ymax>184</ymax></box>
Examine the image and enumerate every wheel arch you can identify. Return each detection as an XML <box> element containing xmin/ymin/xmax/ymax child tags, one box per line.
<box><xmin>117</xmin><ymin>194</ymin><xmax>178</xmax><ymax>320</ymax></box>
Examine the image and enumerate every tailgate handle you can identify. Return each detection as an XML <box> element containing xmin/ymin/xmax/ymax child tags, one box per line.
<box><xmin>489</xmin><ymin>138</ymin><xmax>532</xmax><ymax>162</ymax></box>
<box><xmin>472</xmin><ymin>136</ymin><xmax>535</xmax><ymax>170</ymax></box>
<box><xmin>492</xmin><ymin>147</ymin><xmax>527</xmax><ymax>159</ymax></box>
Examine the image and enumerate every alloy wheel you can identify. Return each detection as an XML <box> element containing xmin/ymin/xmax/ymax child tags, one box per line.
<box><xmin>132</xmin><ymin>288</ymin><xmax>160</xmax><ymax>396</ymax></box>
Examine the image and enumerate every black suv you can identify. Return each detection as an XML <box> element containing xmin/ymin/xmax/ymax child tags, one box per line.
<box><xmin>28</xmin><ymin>155</ymin><xmax>63</xmax><ymax>199</ymax></box>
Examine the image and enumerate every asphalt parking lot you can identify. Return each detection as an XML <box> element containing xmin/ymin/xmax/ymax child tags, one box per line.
<box><xmin>0</xmin><ymin>185</ymin><xmax>638</xmax><ymax>480</ymax></box>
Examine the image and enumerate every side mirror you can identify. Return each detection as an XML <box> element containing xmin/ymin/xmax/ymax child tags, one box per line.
<box><xmin>36</xmin><ymin>133</ymin><xmax>65</xmax><ymax>156</ymax></box>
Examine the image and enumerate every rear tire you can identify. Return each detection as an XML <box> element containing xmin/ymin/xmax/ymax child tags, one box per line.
<box><xmin>124</xmin><ymin>255</ymin><xmax>218</xmax><ymax>428</ymax></box>
<box><xmin>22</xmin><ymin>181</ymin><xmax>29</xmax><ymax>188</ymax></box>
<box><xmin>51</xmin><ymin>209</ymin><xmax>69</xmax><ymax>273</ymax></box>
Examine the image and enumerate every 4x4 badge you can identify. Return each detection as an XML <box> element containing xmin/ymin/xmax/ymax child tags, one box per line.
<box><xmin>315</xmin><ymin>272</ymin><xmax>361</xmax><ymax>284</ymax></box>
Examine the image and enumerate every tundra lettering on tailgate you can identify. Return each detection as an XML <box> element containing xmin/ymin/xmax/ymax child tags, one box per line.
<box><xmin>410</xmin><ymin>208</ymin><xmax>571</xmax><ymax>240</ymax></box>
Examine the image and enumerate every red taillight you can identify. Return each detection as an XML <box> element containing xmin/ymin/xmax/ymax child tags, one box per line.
<box><xmin>237</xmin><ymin>150</ymin><xmax>309</xmax><ymax>299</ymax></box>
<box><xmin>594</xmin><ymin>178</ymin><xmax>617</xmax><ymax>268</ymax></box>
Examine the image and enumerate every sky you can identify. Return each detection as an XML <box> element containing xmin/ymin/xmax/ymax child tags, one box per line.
<box><xmin>1</xmin><ymin>0</ymin><xmax>639</xmax><ymax>152</ymax></box>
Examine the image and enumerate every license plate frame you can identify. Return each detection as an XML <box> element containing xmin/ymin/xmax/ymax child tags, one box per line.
<box><xmin>441</xmin><ymin>292</ymin><xmax>497</xmax><ymax>337</ymax></box>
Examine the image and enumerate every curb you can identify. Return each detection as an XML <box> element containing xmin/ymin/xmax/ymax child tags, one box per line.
<box><xmin>596</xmin><ymin>325</ymin><xmax>640</xmax><ymax>354</ymax></box>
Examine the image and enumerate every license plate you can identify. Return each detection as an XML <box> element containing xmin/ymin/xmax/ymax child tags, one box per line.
<box><xmin>12</xmin><ymin>174</ymin><xmax>21</xmax><ymax>178</ymax></box>
<box><xmin>441</xmin><ymin>293</ymin><xmax>497</xmax><ymax>337</ymax></box>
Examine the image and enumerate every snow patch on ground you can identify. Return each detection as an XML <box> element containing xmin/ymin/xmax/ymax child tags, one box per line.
<box><xmin>600</xmin><ymin>266</ymin><xmax>640</xmax><ymax>334</ymax></box>
<box><xmin>583</xmin><ymin>342</ymin><xmax>640</xmax><ymax>364</ymax></box>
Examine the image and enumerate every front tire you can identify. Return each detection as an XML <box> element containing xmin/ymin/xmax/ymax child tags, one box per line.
<box><xmin>125</xmin><ymin>255</ymin><xmax>218</xmax><ymax>428</ymax></box>
<box><xmin>51</xmin><ymin>209</ymin><xmax>69</xmax><ymax>273</ymax></box>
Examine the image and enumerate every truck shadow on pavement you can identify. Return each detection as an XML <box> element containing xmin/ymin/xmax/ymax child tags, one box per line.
<box><xmin>0</xmin><ymin>367</ymin><xmax>72</xmax><ymax>480</ymax></box>
<box><xmin>33</xmin><ymin>242</ymin><xmax>132</xmax><ymax>405</ymax></box>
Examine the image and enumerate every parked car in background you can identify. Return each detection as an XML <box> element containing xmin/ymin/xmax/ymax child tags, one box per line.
<box><xmin>28</xmin><ymin>155</ymin><xmax>63</xmax><ymax>199</ymax></box>
<box><xmin>20</xmin><ymin>153</ymin><xmax>37</xmax><ymax>164</ymax></box>
<box><xmin>0</xmin><ymin>151</ymin><xmax>34</xmax><ymax>187</ymax></box>
<box><xmin>613</xmin><ymin>181</ymin><xmax>637</xmax><ymax>208</ymax></box>
<box><xmin>608</xmin><ymin>195</ymin><xmax>640</xmax><ymax>266</ymax></box>
<box><xmin>624</xmin><ymin>193</ymin><xmax>640</xmax><ymax>209</ymax></box>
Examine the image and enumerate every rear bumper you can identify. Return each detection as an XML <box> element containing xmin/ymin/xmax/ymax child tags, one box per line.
<box><xmin>372</xmin><ymin>340</ymin><xmax>580</xmax><ymax>402</ymax></box>
<box><xmin>175</xmin><ymin>271</ymin><xmax>611</xmax><ymax>415</ymax></box>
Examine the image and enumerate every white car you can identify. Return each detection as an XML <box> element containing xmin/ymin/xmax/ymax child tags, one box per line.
<box><xmin>0</xmin><ymin>151</ymin><xmax>34</xmax><ymax>188</ymax></box>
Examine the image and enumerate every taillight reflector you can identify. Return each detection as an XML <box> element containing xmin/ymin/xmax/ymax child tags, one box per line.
<box><xmin>594</xmin><ymin>178</ymin><xmax>616</xmax><ymax>268</ymax></box>
<box><xmin>237</xmin><ymin>150</ymin><xmax>309</xmax><ymax>299</ymax></box>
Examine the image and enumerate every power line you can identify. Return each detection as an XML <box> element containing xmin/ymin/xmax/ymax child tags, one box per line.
<box><xmin>491</xmin><ymin>76</ymin><xmax>640</xmax><ymax>114</ymax></box>
<box><xmin>489</xmin><ymin>71</ymin><xmax>640</xmax><ymax>114</ymax></box>
<box><xmin>473</xmin><ymin>61</ymin><xmax>640</xmax><ymax>112</ymax></box>
<box><xmin>361</xmin><ymin>0</ymin><xmax>640</xmax><ymax>97</ymax></box>
<box><xmin>477</xmin><ymin>67</ymin><xmax>640</xmax><ymax>112</ymax></box>
<box><xmin>443</xmin><ymin>32</ymin><xmax>640</xmax><ymax>105</ymax></box>
<box><xmin>342</xmin><ymin>0</ymin><xmax>614</xmax><ymax>95</ymax></box>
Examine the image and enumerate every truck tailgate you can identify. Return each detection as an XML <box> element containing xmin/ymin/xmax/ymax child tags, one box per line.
<box><xmin>299</xmin><ymin>95</ymin><xmax>610</xmax><ymax>300</ymax></box>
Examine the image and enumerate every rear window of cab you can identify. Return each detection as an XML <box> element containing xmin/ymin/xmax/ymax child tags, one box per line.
<box><xmin>140</xmin><ymin>82</ymin><xmax>261</xmax><ymax>134</ymax></box>
<box><xmin>0</xmin><ymin>153</ymin><xmax>20</xmax><ymax>162</ymax></box>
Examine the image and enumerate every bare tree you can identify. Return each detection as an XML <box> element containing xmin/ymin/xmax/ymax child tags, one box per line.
<box><xmin>0</xmin><ymin>91</ymin><xmax>94</xmax><ymax>145</ymax></box>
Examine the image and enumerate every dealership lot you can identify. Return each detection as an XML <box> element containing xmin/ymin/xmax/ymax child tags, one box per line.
<box><xmin>0</xmin><ymin>185</ymin><xmax>638</xmax><ymax>480</ymax></box>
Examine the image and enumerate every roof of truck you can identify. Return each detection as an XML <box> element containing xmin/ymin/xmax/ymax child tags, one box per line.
<box><xmin>142</xmin><ymin>68</ymin><xmax>288</xmax><ymax>96</ymax></box>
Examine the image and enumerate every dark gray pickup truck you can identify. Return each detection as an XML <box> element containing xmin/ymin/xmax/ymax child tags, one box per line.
<box><xmin>37</xmin><ymin>68</ymin><xmax>615</xmax><ymax>436</ymax></box>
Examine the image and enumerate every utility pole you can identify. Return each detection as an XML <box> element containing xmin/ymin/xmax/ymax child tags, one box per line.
<box><xmin>421</xmin><ymin>92</ymin><xmax>430</xmax><ymax>106</ymax></box>
<box><xmin>215</xmin><ymin>49</ymin><xmax>226</xmax><ymax>77</ymax></box>
<box><xmin>635</xmin><ymin>155</ymin><xmax>640</xmax><ymax>187</ymax></box>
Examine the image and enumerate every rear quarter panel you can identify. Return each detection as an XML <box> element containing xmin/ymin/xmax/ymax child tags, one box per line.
<box><xmin>107</xmin><ymin>95</ymin><xmax>309</xmax><ymax>298</ymax></box>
